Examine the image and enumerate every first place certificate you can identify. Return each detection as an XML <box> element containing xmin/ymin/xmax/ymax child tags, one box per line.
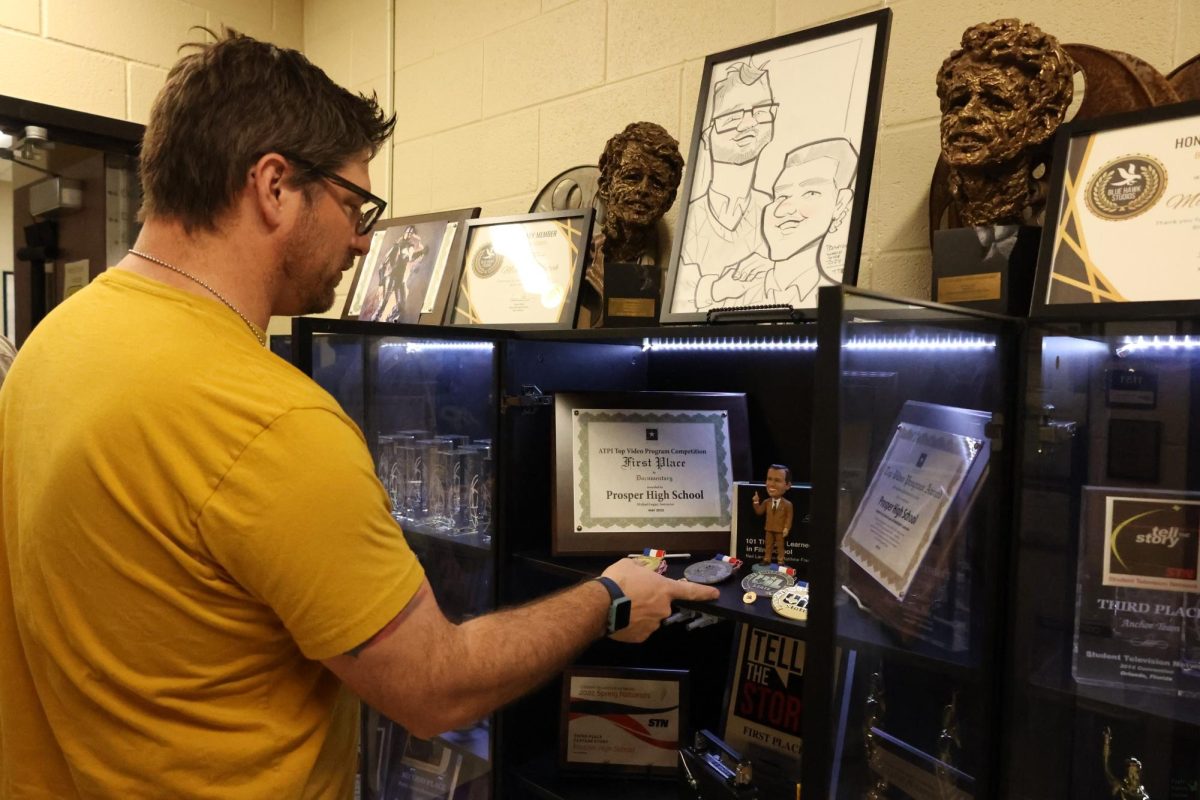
<box><xmin>572</xmin><ymin>409</ymin><xmax>734</xmax><ymax>533</ymax></box>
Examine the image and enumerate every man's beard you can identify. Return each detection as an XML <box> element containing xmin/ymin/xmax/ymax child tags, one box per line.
<box><xmin>282</xmin><ymin>220</ymin><xmax>348</xmax><ymax>316</ymax></box>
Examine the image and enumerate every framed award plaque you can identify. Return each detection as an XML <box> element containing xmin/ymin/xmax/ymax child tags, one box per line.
<box><xmin>1032</xmin><ymin>99</ymin><xmax>1200</xmax><ymax>319</ymax></box>
<box><xmin>342</xmin><ymin>207</ymin><xmax>480</xmax><ymax>324</ymax></box>
<box><xmin>551</xmin><ymin>391</ymin><xmax>752</xmax><ymax>555</ymax></box>
<box><xmin>448</xmin><ymin>209</ymin><xmax>593</xmax><ymax>330</ymax></box>
<box><xmin>559</xmin><ymin>666</ymin><xmax>687</xmax><ymax>776</ymax></box>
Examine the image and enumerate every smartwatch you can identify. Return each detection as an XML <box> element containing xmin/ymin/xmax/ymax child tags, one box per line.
<box><xmin>594</xmin><ymin>576</ymin><xmax>631</xmax><ymax>635</ymax></box>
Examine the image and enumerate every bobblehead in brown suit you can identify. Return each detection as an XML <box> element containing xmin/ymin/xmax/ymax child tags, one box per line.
<box><xmin>752</xmin><ymin>464</ymin><xmax>794</xmax><ymax>565</ymax></box>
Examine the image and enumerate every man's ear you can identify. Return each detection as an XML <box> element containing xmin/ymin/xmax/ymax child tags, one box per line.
<box><xmin>248</xmin><ymin>152</ymin><xmax>296</xmax><ymax>231</ymax></box>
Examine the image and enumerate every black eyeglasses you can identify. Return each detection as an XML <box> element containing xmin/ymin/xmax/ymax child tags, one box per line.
<box><xmin>281</xmin><ymin>153</ymin><xmax>387</xmax><ymax>236</ymax></box>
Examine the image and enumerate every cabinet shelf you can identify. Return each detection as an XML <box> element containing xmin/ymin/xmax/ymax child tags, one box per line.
<box><xmin>506</xmin><ymin>753</ymin><xmax>674</xmax><ymax>800</ymax></box>
<box><xmin>511</xmin><ymin>549</ymin><xmax>807</xmax><ymax>638</ymax></box>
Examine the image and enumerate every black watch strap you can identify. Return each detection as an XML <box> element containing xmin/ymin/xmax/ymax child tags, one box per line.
<box><xmin>594</xmin><ymin>576</ymin><xmax>631</xmax><ymax>635</ymax></box>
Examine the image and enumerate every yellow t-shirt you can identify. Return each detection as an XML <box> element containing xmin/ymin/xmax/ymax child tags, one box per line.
<box><xmin>0</xmin><ymin>270</ymin><xmax>425</xmax><ymax>798</ymax></box>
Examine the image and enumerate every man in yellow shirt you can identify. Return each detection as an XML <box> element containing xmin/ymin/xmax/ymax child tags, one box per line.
<box><xmin>0</xmin><ymin>30</ymin><xmax>717</xmax><ymax>798</ymax></box>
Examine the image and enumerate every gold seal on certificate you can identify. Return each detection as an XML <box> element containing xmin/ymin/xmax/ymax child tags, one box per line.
<box><xmin>471</xmin><ymin>244</ymin><xmax>504</xmax><ymax>278</ymax></box>
<box><xmin>1035</xmin><ymin>104</ymin><xmax>1200</xmax><ymax>311</ymax></box>
<box><xmin>451</xmin><ymin>210</ymin><xmax>592</xmax><ymax>329</ymax></box>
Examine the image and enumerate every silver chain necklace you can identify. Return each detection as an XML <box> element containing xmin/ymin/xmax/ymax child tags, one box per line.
<box><xmin>128</xmin><ymin>249</ymin><xmax>266</xmax><ymax>346</ymax></box>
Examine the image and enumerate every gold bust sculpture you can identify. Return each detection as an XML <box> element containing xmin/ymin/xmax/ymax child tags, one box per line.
<box><xmin>935</xmin><ymin>19</ymin><xmax>1075</xmax><ymax>226</ymax></box>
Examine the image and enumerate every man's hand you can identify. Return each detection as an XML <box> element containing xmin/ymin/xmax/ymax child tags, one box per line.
<box><xmin>752</xmin><ymin>491</ymin><xmax>761</xmax><ymax>505</ymax></box>
<box><xmin>599</xmin><ymin>558</ymin><xmax>719</xmax><ymax>643</ymax></box>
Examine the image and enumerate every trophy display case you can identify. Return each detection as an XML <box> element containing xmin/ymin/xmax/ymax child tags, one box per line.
<box><xmin>491</xmin><ymin>323</ymin><xmax>821</xmax><ymax>799</ymax></box>
<box><xmin>292</xmin><ymin>321</ymin><xmax>501</xmax><ymax>800</ymax></box>
<box><xmin>807</xmin><ymin>286</ymin><xmax>1021</xmax><ymax>798</ymax></box>
<box><xmin>1002</xmin><ymin>318</ymin><xmax>1200</xmax><ymax>798</ymax></box>
<box><xmin>293</xmin><ymin>315</ymin><xmax>825</xmax><ymax>799</ymax></box>
<box><xmin>291</xmin><ymin>285</ymin><xmax>1028</xmax><ymax>800</ymax></box>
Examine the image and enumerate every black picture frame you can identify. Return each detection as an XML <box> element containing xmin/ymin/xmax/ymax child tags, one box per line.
<box><xmin>1031</xmin><ymin>99</ymin><xmax>1200</xmax><ymax>320</ymax></box>
<box><xmin>559</xmin><ymin>666</ymin><xmax>688</xmax><ymax>777</ymax></box>
<box><xmin>342</xmin><ymin>207</ymin><xmax>480</xmax><ymax>325</ymax></box>
<box><xmin>551</xmin><ymin>390</ymin><xmax>752</xmax><ymax>556</ymax></box>
<box><xmin>660</xmin><ymin>9</ymin><xmax>891</xmax><ymax>324</ymax></box>
<box><xmin>448</xmin><ymin>209</ymin><xmax>593</xmax><ymax>330</ymax></box>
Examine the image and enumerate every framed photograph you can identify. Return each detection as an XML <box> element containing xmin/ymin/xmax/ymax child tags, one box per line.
<box><xmin>1032</xmin><ymin>100</ymin><xmax>1200</xmax><ymax>319</ymax></box>
<box><xmin>660</xmin><ymin>9</ymin><xmax>891</xmax><ymax>323</ymax></box>
<box><xmin>559</xmin><ymin>666</ymin><xmax>688</xmax><ymax>776</ymax></box>
<box><xmin>342</xmin><ymin>207</ymin><xmax>480</xmax><ymax>324</ymax></box>
<box><xmin>552</xmin><ymin>391</ymin><xmax>752</xmax><ymax>556</ymax></box>
<box><xmin>449</xmin><ymin>209</ymin><xmax>593</xmax><ymax>330</ymax></box>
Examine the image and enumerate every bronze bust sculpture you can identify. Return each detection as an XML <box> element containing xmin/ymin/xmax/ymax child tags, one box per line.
<box><xmin>580</xmin><ymin>121</ymin><xmax>684</xmax><ymax>326</ymax></box>
<box><xmin>935</xmin><ymin>19</ymin><xmax>1075</xmax><ymax>226</ymax></box>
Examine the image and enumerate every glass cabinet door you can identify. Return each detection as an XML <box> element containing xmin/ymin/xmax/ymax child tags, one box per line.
<box><xmin>294</xmin><ymin>318</ymin><xmax>500</xmax><ymax>800</ymax></box>
<box><xmin>1004</xmin><ymin>324</ymin><xmax>1200</xmax><ymax>798</ymax></box>
<box><xmin>807</xmin><ymin>287</ymin><xmax>1019</xmax><ymax>799</ymax></box>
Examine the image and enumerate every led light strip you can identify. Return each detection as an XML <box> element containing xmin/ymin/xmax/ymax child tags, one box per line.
<box><xmin>642</xmin><ymin>336</ymin><xmax>995</xmax><ymax>353</ymax></box>
<box><xmin>381</xmin><ymin>341</ymin><xmax>496</xmax><ymax>353</ymax></box>
<box><xmin>1116</xmin><ymin>335</ymin><xmax>1200</xmax><ymax>357</ymax></box>
<box><xmin>843</xmin><ymin>336</ymin><xmax>995</xmax><ymax>352</ymax></box>
<box><xmin>642</xmin><ymin>337</ymin><xmax>817</xmax><ymax>352</ymax></box>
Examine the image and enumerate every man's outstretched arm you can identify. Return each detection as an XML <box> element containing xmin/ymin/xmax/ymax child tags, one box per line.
<box><xmin>322</xmin><ymin>557</ymin><xmax>718</xmax><ymax>738</ymax></box>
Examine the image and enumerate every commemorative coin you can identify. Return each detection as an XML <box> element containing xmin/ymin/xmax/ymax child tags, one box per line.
<box><xmin>771</xmin><ymin>583</ymin><xmax>810</xmax><ymax>621</ymax></box>
<box><xmin>741</xmin><ymin>571</ymin><xmax>795</xmax><ymax>598</ymax></box>
<box><xmin>682</xmin><ymin>560</ymin><xmax>735</xmax><ymax>584</ymax></box>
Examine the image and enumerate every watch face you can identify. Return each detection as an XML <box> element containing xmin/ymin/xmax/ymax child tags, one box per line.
<box><xmin>741</xmin><ymin>571</ymin><xmax>795</xmax><ymax>598</ymax></box>
<box><xmin>612</xmin><ymin>597</ymin><xmax>632</xmax><ymax>632</ymax></box>
<box><xmin>683</xmin><ymin>559</ymin><xmax>735</xmax><ymax>584</ymax></box>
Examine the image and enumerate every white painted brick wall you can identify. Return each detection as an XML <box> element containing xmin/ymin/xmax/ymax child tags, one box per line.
<box><xmin>300</xmin><ymin>0</ymin><xmax>1200</xmax><ymax>305</ymax></box>
<box><xmin>0</xmin><ymin>0</ymin><xmax>303</xmax><ymax>124</ymax></box>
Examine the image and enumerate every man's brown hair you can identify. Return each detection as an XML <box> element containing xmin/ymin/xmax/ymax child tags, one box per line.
<box><xmin>139</xmin><ymin>28</ymin><xmax>395</xmax><ymax>232</ymax></box>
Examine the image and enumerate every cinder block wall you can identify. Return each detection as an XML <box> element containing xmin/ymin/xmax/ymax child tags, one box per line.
<box><xmin>305</xmin><ymin>0</ymin><xmax>1200</xmax><ymax>314</ymax></box>
<box><xmin>0</xmin><ymin>0</ymin><xmax>302</xmax><ymax>123</ymax></box>
<box><xmin>2</xmin><ymin>2</ymin><xmax>1197</xmax><ymax>327</ymax></box>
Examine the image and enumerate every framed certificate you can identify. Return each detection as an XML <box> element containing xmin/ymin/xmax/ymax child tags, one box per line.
<box><xmin>449</xmin><ymin>209</ymin><xmax>592</xmax><ymax>329</ymax></box>
<box><xmin>552</xmin><ymin>391</ymin><xmax>752</xmax><ymax>555</ymax></box>
<box><xmin>559</xmin><ymin>666</ymin><xmax>687</xmax><ymax>776</ymax></box>
<box><xmin>839</xmin><ymin>401</ymin><xmax>992</xmax><ymax>655</ymax></box>
<box><xmin>1032</xmin><ymin>100</ymin><xmax>1200</xmax><ymax>318</ymax></box>
<box><xmin>342</xmin><ymin>207</ymin><xmax>480</xmax><ymax>324</ymax></box>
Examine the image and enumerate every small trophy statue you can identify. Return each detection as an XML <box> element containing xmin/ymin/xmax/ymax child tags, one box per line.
<box><xmin>1102</xmin><ymin>727</ymin><xmax>1151</xmax><ymax>800</ymax></box>
<box><xmin>863</xmin><ymin>671</ymin><xmax>889</xmax><ymax>800</ymax></box>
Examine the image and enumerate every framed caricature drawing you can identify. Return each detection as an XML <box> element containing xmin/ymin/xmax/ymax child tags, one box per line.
<box><xmin>661</xmin><ymin>10</ymin><xmax>891</xmax><ymax>323</ymax></box>
<box><xmin>342</xmin><ymin>207</ymin><xmax>479</xmax><ymax>325</ymax></box>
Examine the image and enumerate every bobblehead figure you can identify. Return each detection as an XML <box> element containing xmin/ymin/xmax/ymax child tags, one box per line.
<box><xmin>752</xmin><ymin>464</ymin><xmax>793</xmax><ymax>566</ymax></box>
